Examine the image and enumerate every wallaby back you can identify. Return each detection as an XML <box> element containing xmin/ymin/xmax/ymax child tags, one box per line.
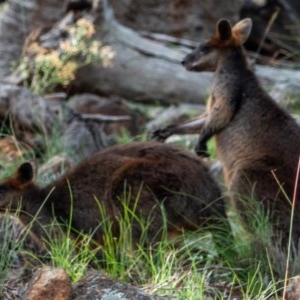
<box><xmin>0</xmin><ymin>141</ymin><xmax>229</xmax><ymax>249</ymax></box>
<box><xmin>153</xmin><ymin>18</ymin><xmax>300</xmax><ymax>248</ymax></box>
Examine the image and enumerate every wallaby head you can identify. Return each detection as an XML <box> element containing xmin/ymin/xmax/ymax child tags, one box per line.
<box><xmin>0</xmin><ymin>162</ymin><xmax>36</xmax><ymax>211</ymax></box>
<box><xmin>181</xmin><ymin>18</ymin><xmax>252</xmax><ymax>72</ymax></box>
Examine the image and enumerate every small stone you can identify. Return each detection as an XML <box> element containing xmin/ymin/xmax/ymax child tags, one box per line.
<box><xmin>24</xmin><ymin>267</ymin><xmax>71</xmax><ymax>300</ymax></box>
<box><xmin>285</xmin><ymin>275</ymin><xmax>300</xmax><ymax>300</ymax></box>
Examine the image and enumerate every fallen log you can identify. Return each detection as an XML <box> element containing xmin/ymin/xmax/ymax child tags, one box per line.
<box><xmin>69</xmin><ymin>1</ymin><xmax>300</xmax><ymax>106</ymax></box>
<box><xmin>5</xmin><ymin>0</ymin><xmax>300</xmax><ymax>107</ymax></box>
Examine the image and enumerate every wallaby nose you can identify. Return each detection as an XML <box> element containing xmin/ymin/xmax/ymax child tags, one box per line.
<box><xmin>181</xmin><ymin>59</ymin><xmax>186</xmax><ymax>66</ymax></box>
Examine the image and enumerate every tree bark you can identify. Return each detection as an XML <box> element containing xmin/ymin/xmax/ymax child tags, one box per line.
<box><xmin>69</xmin><ymin>1</ymin><xmax>300</xmax><ymax>105</ymax></box>
<box><xmin>3</xmin><ymin>0</ymin><xmax>300</xmax><ymax>106</ymax></box>
<box><xmin>69</xmin><ymin>0</ymin><xmax>212</xmax><ymax>105</ymax></box>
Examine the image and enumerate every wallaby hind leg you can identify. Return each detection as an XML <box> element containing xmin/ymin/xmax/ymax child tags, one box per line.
<box><xmin>228</xmin><ymin>169</ymin><xmax>296</xmax><ymax>248</ymax></box>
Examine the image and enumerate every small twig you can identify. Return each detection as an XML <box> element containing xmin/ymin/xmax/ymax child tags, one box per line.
<box><xmin>253</xmin><ymin>7</ymin><xmax>280</xmax><ymax>65</ymax></box>
<box><xmin>81</xmin><ymin>113</ymin><xmax>131</xmax><ymax>122</ymax></box>
<box><xmin>282</xmin><ymin>154</ymin><xmax>300</xmax><ymax>299</ymax></box>
<box><xmin>140</xmin><ymin>31</ymin><xmax>198</xmax><ymax>49</ymax></box>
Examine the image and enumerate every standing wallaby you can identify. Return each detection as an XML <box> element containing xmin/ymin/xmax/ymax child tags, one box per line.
<box><xmin>152</xmin><ymin>18</ymin><xmax>300</xmax><ymax>248</ymax></box>
<box><xmin>0</xmin><ymin>141</ymin><xmax>230</xmax><ymax>251</ymax></box>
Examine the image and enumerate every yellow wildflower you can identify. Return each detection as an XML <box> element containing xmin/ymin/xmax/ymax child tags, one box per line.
<box><xmin>76</xmin><ymin>18</ymin><xmax>95</xmax><ymax>38</ymax></box>
<box><xmin>35</xmin><ymin>51</ymin><xmax>63</xmax><ymax>69</ymax></box>
<box><xmin>60</xmin><ymin>40</ymin><xmax>79</xmax><ymax>55</ymax></box>
<box><xmin>57</xmin><ymin>61</ymin><xmax>78</xmax><ymax>85</ymax></box>
<box><xmin>90</xmin><ymin>40</ymin><xmax>101</xmax><ymax>55</ymax></box>
<box><xmin>27</xmin><ymin>42</ymin><xmax>47</xmax><ymax>55</ymax></box>
<box><xmin>100</xmin><ymin>45</ymin><xmax>115</xmax><ymax>67</ymax></box>
<box><xmin>67</xmin><ymin>26</ymin><xmax>76</xmax><ymax>36</ymax></box>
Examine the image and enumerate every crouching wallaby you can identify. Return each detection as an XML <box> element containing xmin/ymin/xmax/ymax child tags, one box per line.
<box><xmin>0</xmin><ymin>141</ymin><xmax>231</xmax><ymax>252</ymax></box>
<box><xmin>152</xmin><ymin>18</ymin><xmax>300</xmax><ymax>248</ymax></box>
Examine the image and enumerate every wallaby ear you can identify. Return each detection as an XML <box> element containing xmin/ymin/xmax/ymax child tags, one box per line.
<box><xmin>232</xmin><ymin>18</ymin><xmax>252</xmax><ymax>44</ymax></box>
<box><xmin>216</xmin><ymin>19</ymin><xmax>232</xmax><ymax>42</ymax></box>
<box><xmin>16</xmin><ymin>162</ymin><xmax>35</xmax><ymax>185</ymax></box>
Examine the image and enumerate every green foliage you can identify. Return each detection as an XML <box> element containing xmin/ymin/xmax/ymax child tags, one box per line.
<box><xmin>36</xmin><ymin>116</ymin><xmax>67</xmax><ymax>161</ymax></box>
<box><xmin>207</xmin><ymin>138</ymin><xmax>217</xmax><ymax>158</ymax></box>
<box><xmin>0</xmin><ymin>123</ymin><xmax>298</xmax><ymax>298</ymax></box>
<box><xmin>230</xmin><ymin>264</ymin><xmax>281</xmax><ymax>299</ymax></box>
<box><xmin>0</xmin><ymin>212</ymin><xmax>23</xmax><ymax>297</ymax></box>
<box><xmin>94</xmin><ymin>192</ymin><xmax>225</xmax><ymax>298</ymax></box>
<box><xmin>16</xmin><ymin>18</ymin><xmax>115</xmax><ymax>95</ymax></box>
<box><xmin>115</xmin><ymin>128</ymin><xmax>149</xmax><ymax>145</ymax></box>
<box><xmin>0</xmin><ymin>168</ymin><xmax>295</xmax><ymax>298</ymax></box>
<box><xmin>45</xmin><ymin>224</ymin><xmax>98</xmax><ymax>282</ymax></box>
<box><xmin>0</xmin><ymin>208</ymin><xmax>45</xmax><ymax>298</ymax></box>
<box><xmin>94</xmin><ymin>185</ymin><xmax>161</xmax><ymax>280</ymax></box>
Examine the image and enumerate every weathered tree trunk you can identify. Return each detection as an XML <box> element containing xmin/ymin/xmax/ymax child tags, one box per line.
<box><xmin>2</xmin><ymin>0</ymin><xmax>300</xmax><ymax>106</ymax></box>
<box><xmin>69</xmin><ymin>1</ymin><xmax>212</xmax><ymax>105</ymax></box>
<box><xmin>69</xmin><ymin>1</ymin><xmax>300</xmax><ymax>105</ymax></box>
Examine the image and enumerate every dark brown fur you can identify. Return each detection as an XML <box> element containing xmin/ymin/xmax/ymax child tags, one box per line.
<box><xmin>0</xmin><ymin>141</ymin><xmax>229</xmax><ymax>249</ymax></box>
<box><xmin>152</xmin><ymin>18</ymin><xmax>300</xmax><ymax>248</ymax></box>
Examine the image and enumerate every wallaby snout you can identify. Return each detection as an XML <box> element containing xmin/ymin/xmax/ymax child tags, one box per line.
<box><xmin>181</xmin><ymin>50</ymin><xmax>201</xmax><ymax>71</ymax></box>
<box><xmin>181</xmin><ymin>45</ymin><xmax>218</xmax><ymax>72</ymax></box>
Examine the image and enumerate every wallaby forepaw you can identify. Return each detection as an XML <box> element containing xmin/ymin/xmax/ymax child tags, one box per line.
<box><xmin>149</xmin><ymin>127</ymin><xmax>173</xmax><ymax>142</ymax></box>
<box><xmin>195</xmin><ymin>143</ymin><xmax>210</xmax><ymax>157</ymax></box>
<box><xmin>195</xmin><ymin>149</ymin><xmax>210</xmax><ymax>157</ymax></box>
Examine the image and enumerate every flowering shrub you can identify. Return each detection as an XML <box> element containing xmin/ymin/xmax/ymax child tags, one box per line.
<box><xmin>20</xmin><ymin>18</ymin><xmax>115</xmax><ymax>95</ymax></box>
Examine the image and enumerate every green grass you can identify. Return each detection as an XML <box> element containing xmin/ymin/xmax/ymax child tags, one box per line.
<box><xmin>0</xmin><ymin>187</ymin><xmax>286</xmax><ymax>298</ymax></box>
<box><xmin>0</xmin><ymin>128</ymin><xmax>298</xmax><ymax>299</ymax></box>
<box><xmin>0</xmin><ymin>212</ymin><xmax>23</xmax><ymax>297</ymax></box>
<box><xmin>45</xmin><ymin>225</ymin><xmax>98</xmax><ymax>282</ymax></box>
<box><xmin>0</xmin><ymin>199</ymin><xmax>285</xmax><ymax>299</ymax></box>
